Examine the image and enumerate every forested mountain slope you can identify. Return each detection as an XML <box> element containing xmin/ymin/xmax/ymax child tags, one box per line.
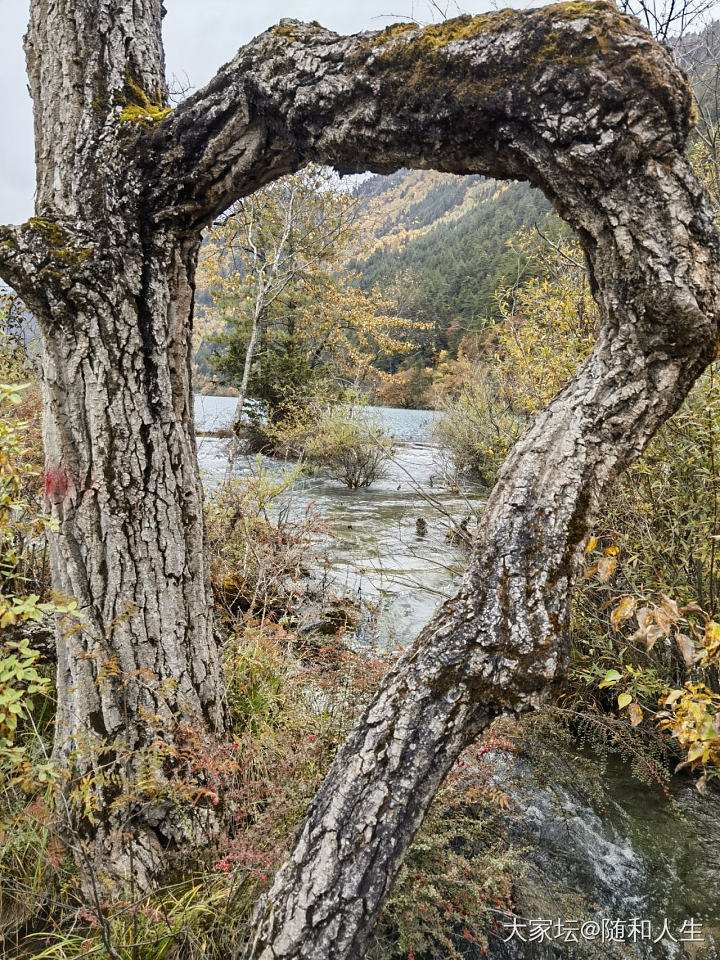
<box><xmin>348</xmin><ymin>170</ymin><xmax>550</xmax><ymax>353</ymax></box>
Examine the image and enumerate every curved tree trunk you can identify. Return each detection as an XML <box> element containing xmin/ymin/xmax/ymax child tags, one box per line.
<box><xmin>0</xmin><ymin>0</ymin><xmax>718</xmax><ymax>946</ymax></box>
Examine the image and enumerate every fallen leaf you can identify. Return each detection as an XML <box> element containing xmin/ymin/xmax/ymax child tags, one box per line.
<box><xmin>674</xmin><ymin>632</ymin><xmax>696</xmax><ymax>669</ymax></box>
<box><xmin>661</xmin><ymin>689</ymin><xmax>684</xmax><ymax>707</ymax></box>
<box><xmin>597</xmin><ymin>557</ymin><xmax>617</xmax><ymax>582</ymax></box>
<box><xmin>611</xmin><ymin>596</ymin><xmax>637</xmax><ymax>630</ymax></box>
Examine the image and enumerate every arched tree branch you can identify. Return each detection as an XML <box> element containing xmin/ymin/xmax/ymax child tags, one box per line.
<box><xmin>145</xmin><ymin>2</ymin><xmax>692</xmax><ymax>231</ymax></box>
<box><xmin>113</xmin><ymin>4</ymin><xmax>720</xmax><ymax>959</ymax></box>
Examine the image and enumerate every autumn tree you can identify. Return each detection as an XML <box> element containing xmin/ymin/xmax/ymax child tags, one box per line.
<box><xmin>200</xmin><ymin>165</ymin><xmax>356</xmax><ymax>477</ymax></box>
<box><xmin>200</xmin><ymin>164</ymin><xmax>422</xmax><ymax>473</ymax></box>
<box><xmin>0</xmin><ymin>3</ymin><xmax>719</xmax><ymax>958</ymax></box>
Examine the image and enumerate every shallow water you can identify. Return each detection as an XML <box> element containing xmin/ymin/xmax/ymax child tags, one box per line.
<box><xmin>195</xmin><ymin>396</ymin><xmax>477</xmax><ymax>644</ymax></box>
<box><xmin>488</xmin><ymin>752</ymin><xmax>720</xmax><ymax>959</ymax></box>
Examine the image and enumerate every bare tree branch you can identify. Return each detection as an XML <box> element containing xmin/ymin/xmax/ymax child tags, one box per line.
<box><xmin>617</xmin><ymin>0</ymin><xmax>715</xmax><ymax>43</ymax></box>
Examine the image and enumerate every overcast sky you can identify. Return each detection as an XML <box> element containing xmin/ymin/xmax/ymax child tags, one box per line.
<box><xmin>0</xmin><ymin>0</ymin><xmax>542</xmax><ymax>225</ymax></box>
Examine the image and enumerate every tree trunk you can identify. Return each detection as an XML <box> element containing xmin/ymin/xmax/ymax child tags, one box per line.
<box><xmin>41</xmin><ymin>236</ymin><xmax>226</xmax><ymax>893</ymax></box>
<box><xmin>0</xmin><ymin>0</ymin><xmax>718</xmax><ymax>942</ymax></box>
<box><xmin>225</xmin><ymin>306</ymin><xmax>260</xmax><ymax>483</ymax></box>
<box><xmin>8</xmin><ymin>0</ymin><xmax>226</xmax><ymax>895</ymax></box>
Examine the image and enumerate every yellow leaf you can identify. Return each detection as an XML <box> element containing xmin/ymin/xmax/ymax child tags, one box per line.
<box><xmin>610</xmin><ymin>596</ymin><xmax>637</xmax><ymax>630</ymax></box>
<box><xmin>661</xmin><ymin>689</ymin><xmax>684</xmax><ymax>707</ymax></box>
<box><xmin>659</xmin><ymin>594</ymin><xmax>680</xmax><ymax>622</ymax></box>
<box><xmin>704</xmin><ymin>621</ymin><xmax>720</xmax><ymax>659</ymax></box>
<box><xmin>654</xmin><ymin>608</ymin><xmax>673</xmax><ymax>636</ymax></box>
<box><xmin>585</xmin><ymin>536</ymin><xmax>598</xmax><ymax>553</ymax></box>
<box><xmin>645</xmin><ymin>624</ymin><xmax>665</xmax><ymax>650</ymax></box>
<box><xmin>618</xmin><ymin>692</ymin><xmax>633</xmax><ymax>709</ymax></box>
<box><xmin>636</xmin><ymin>607</ymin><xmax>653</xmax><ymax>630</ymax></box>
<box><xmin>687</xmin><ymin>743</ymin><xmax>707</xmax><ymax>764</ymax></box>
<box><xmin>604</xmin><ymin>545</ymin><xmax>620</xmax><ymax>557</ymax></box>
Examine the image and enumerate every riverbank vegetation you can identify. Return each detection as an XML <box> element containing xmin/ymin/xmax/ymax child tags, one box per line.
<box><xmin>429</xmin><ymin>147</ymin><xmax>720</xmax><ymax>795</ymax></box>
<box><xmin>267</xmin><ymin>400</ymin><xmax>395</xmax><ymax>489</ymax></box>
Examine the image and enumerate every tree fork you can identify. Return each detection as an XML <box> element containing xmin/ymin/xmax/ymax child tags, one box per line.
<box><xmin>0</xmin><ymin>0</ymin><xmax>717</xmax><ymax>942</ymax></box>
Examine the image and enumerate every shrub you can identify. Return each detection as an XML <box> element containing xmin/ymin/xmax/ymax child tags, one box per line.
<box><xmin>0</xmin><ymin>293</ymin><xmax>34</xmax><ymax>384</ymax></box>
<box><xmin>273</xmin><ymin>402</ymin><xmax>395</xmax><ymax>489</ymax></box>
<box><xmin>431</xmin><ymin>362</ymin><xmax>521</xmax><ymax>487</ymax></box>
<box><xmin>0</xmin><ymin>383</ymin><xmax>66</xmax><ymax>952</ymax></box>
<box><xmin>431</xmin><ymin>227</ymin><xmax>596</xmax><ymax>485</ymax></box>
<box><xmin>311</xmin><ymin>408</ymin><xmax>394</xmax><ymax>489</ymax></box>
<box><xmin>3</xmin><ymin>620</ymin><xmax>388</xmax><ymax>959</ymax></box>
<box><xmin>205</xmin><ymin>459</ymin><xmax>327</xmax><ymax>621</ymax></box>
<box><xmin>0</xmin><ymin>383</ymin><xmax>60</xmax><ymax>771</ymax></box>
<box><xmin>0</xmin><ymin>382</ymin><xmax>51</xmax><ymax>602</ymax></box>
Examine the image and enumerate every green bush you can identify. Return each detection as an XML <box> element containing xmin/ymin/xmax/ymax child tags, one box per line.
<box><xmin>432</xmin><ymin>365</ymin><xmax>521</xmax><ymax>487</ymax></box>
<box><xmin>273</xmin><ymin>402</ymin><xmax>395</xmax><ymax>489</ymax></box>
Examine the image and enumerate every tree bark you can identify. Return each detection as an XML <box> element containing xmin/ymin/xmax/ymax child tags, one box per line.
<box><xmin>3</xmin><ymin>0</ymin><xmax>226</xmax><ymax>894</ymax></box>
<box><xmin>0</xmin><ymin>0</ymin><xmax>717</xmax><ymax>943</ymax></box>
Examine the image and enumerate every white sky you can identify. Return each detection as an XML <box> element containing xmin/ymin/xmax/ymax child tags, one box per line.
<box><xmin>0</xmin><ymin>0</ymin><xmax>542</xmax><ymax>225</ymax></box>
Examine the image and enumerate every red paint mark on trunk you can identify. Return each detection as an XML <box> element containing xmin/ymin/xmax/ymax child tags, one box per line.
<box><xmin>45</xmin><ymin>466</ymin><xmax>77</xmax><ymax>503</ymax></box>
